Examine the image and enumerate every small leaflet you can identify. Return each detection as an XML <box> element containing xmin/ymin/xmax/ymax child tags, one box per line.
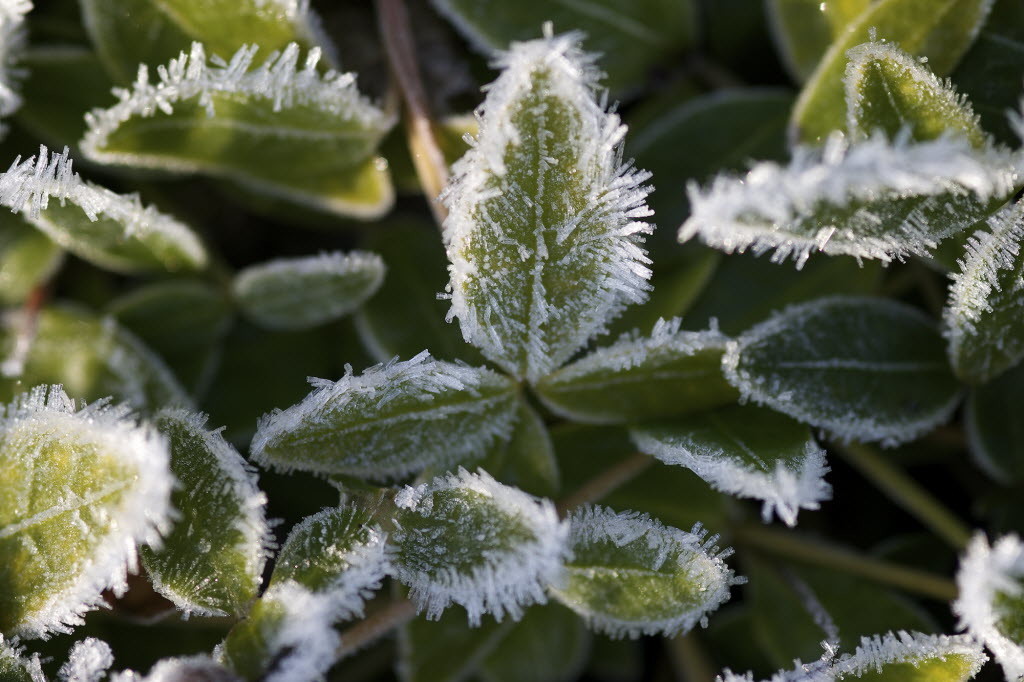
<box><xmin>111</xmin><ymin>655</ymin><xmax>242</xmax><ymax>682</ymax></box>
<box><xmin>142</xmin><ymin>409</ymin><xmax>271</xmax><ymax>617</ymax></box>
<box><xmin>391</xmin><ymin>468</ymin><xmax>570</xmax><ymax>625</ymax></box>
<box><xmin>549</xmin><ymin>505</ymin><xmax>742</xmax><ymax>639</ymax></box>
<box><xmin>250</xmin><ymin>352</ymin><xmax>519</xmax><ymax>480</ymax></box>
<box><xmin>845</xmin><ymin>41</ymin><xmax>987</xmax><ymax>146</ymax></box>
<box><xmin>0</xmin><ymin>146</ymin><xmax>207</xmax><ymax>273</ymax></box>
<box><xmin>233</xmin><ymin>251</ymin><xmax>386</xmax><ymax>331</ymax></box>
<box><xmin>534</xmin><ymin>318</ymin><xmax>737</xmax><ymax>424</ymax></box>
<box><xmin>0</xmin><ymin>0</ymin><xmax>29</xmax><ymax>124</ymax></box>
<box><xmin>81</xmin><ymin>42</ymin><xmax>396</xmax><ymax>219</ymax></box>
<box><xmin>831</xmin><ymin>631</ymin><xmax>987</xmax><ymax>682</ymax></box>
<box><xmin>631</xmin><ymin>405</ymin><xmax>831</xmax><ymax>527</ymax></box>
<box><xmin>0</xmin><ymin>214</ymin><xmax>62</xmax><ymax>305</ymax></box>
<box><xmin>680</xmin><ymin>133</ymin><xmax>1020</xmax><ymax>269</ymax></box>
<box><xmin>766</xmin><ymin>0</ymin><xmax>870</xmax><ymax>82</ymax></box>
<box><xmin>0</xmin><ymin>385</ymin><xmax>173</xmax><ymax>638</ymax></box>
<box><xmin>0</xmin><ymin>634</ymin><xmax>45</xmax><ymax>682</ymax></box>
<box><xmin>723</xmin><ymin>296</ymin><xmax>961</xmax><ymax>446</ymax></box>
<box><xmin>944</xmin><ymin>199</ymin><xmax>1024</xmax><ymax>383</ymax></box>
<box><xmin>954</xmin><ymin>534</ymin><xmax>1024</xmax><ymax>682</ymax></box>
<box><xmin>443</xmin><ymin>31</ymin><xmax>653</xmax><ymax>382</ymax></box>
<box><xmin>58</xmin><ymin>638</ymin><xmax>113</xmax><ymax>682</ymax></box>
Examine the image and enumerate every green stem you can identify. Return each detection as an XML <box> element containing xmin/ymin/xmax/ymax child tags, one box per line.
<box><xmin>835</xmin><ymin>442</ymin><xmax>972</xmax><ymax>550</ymax></box>
<box><xmin>733</xmin><ymin>524</ymin><xmax>957</xmax><ymax>601</ymax></box>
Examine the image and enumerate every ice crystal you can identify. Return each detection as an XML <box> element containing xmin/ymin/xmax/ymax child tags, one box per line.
<box><xmin>59</xmin><ymin>638</ymin><xmax>113</xmax><ymax>682</ymax></box>
<box><xmin>0</xmin><ymin>634</ymin><xmax>44</xmax><ymax>682</ymax></box>
<box><xmin>110</xmin><ymin>655</ymin><xmax>241</xmax><ymax>682</ymax></box>
<box><xmin>392</xmin><ymin>468</ymin><xmax>570</xmax><ymax>625</ymax></box>
<box><xmin>443</xmin><ymin>31</ymin><xmax>653</xmax><ymax>381</ymax></box>
<box><xmin>0</xmin><ymin>0</ymin><xmax>28</xmax><ymax>121</ymax></box>
<box><xmin>831</xmin><ymin>631</ymin><xmax>987</xmax><ymax>681</ymax></box>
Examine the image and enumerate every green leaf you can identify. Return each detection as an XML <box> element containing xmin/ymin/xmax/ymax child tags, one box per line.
<box><xmin>234</xmin><ymin>251</ymin><xmax>385</xmax><ymax>331</ymax></box>
<box><xmin>944</xmin><ymin>199</ymin><xmax>1024</xmax><ymax>383</ymax></box>
<box><xmin>766</xmin><ymin>0</ymin><xmax>871</xmax><ymax>82</ymax></box>
<box><xmin>723</xmin><ymin>296</ymin><xmax>961</xmax><ymax>445</ymax></box>
<box><xmin>0</xmin><ymin>385</ymin><xmax>173</xmax><ymax>637</ymax></box>
<box><xmin>534</xmin><ymin>318</ymin><xmax>738</xmax><ymax>424</ymax></box>
<box><xmin>681</xmin><ymin>134</ymin><xmax>1020</xmax><ymax>267</ymax></box>
<box><xmin>844</xmin><ymin>41</ymin><xmax>987</xmax><ymax>146</ymax></box>
<box><xmin>965</xmin><ymin>362</ymin><xmax>1024</xmax><ymax>484</ymax></box>
<box><xmin>142</xmin><ymin>409</ymin><xmax>269</xmax><ymax>617</ymax></box>
<box><xmin>0</xmin><ymin>146</ymin><xmax>207</xmax><ymax>274</ymax></box>
<box><xmin>392</xmin><ymin>468</ymin><xmax>569</xmax><ymax>624</ymax></box>
<box><xmin>954</xmin><ymin>533</ymin><xmax>1024</xmax><ymax>681</ymax></box>
<box><xmin>399</xmin><ymin>604</ymin><xmax>510</xmax><ymax>682</ymax></box>
<box><xmin>831</xmin><ymin>631</ymin><xmax>987</xmax><ymax>682</ymax></box>
<box><xmin>443</xmin><ymin>33</ymin><xmax>653</xmax><ymax>382</ymax></box>
<box><xmin>0</xmin><ymin>305</ymin><xmax>190</xmax><ymax>412</ymax></box>
<box><xmin>80</xmin><ymin>0</ymin><xmax>334</xmax><ymax>84</ymax></box>
<box><xmin>0</xmin><ymin>636</ymin><xmax>43</xmax><ymax>682</ymax></box>
<box><xmin>81</xmin><ymin>43</ymin><xmax>396</xmax><ymax>219</ymax></box>
<box><xmin>0</xmin><ymin>213</ymin><xmax>62</xmax><ymax>305</ymax></box>
<box><xmin>549</xmin><ymin>505</ymin><xmax>740</xmax><ymax>638</ymax></box>
<box><xmin>478</xmin><ymin>604</ymin><xmax>590</xmax><ymax>682</ymax></box>
<box><xmin>430</xmin><ymin>0</ymin><xmax>697</xmax><ymax>94</ymax></box>
<box><xmin>791</xmin><ymin>0</ymin><xmax>995</xmax><ymax>144</ymax></box>
<box><xmin>630</xmin><ymin>405</ymin><xmax>830</xmax><ymax>527</ymax></box>
<box><xmin>250</xmin><ymin>353</ymin><xmax>519</xmax><ymax>480</ymax></box>
<box><xmin>484</xmin><ymin>400</ymin><xmax>560</xmax><ymax>499</ymax></box>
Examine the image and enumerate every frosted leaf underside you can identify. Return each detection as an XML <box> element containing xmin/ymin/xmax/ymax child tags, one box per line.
<box><xmin>549</xmin><ymin>505</ymin><xmax>740</xmax><ymax>639</ymax></box>
<box><xmin>535</xmin><ymin>318</ymin><xmax>738</xmax><ymax>424</ymax></box>
<box><xmin>723</xmin><ymin>296</ymin><xmax>961</xmax><ymax>446</ymax></box>
<box><xmin>944</xmin><ymin>200</ymin><xmax>1024</xmax><ymax>383</ymax></box>
<box><xmin>680</xmin><ymin>134</ymin><xmax>1020</xmax><ymax>268</ymax></box>
<box><xmin>443</xmin><ymin>33</ymin><xmax>653</xmax><ymax>382</ymax></box>
<box><xmin>392</xmin><ymin>468</ymin><xmax>569</xmax><ymax>625</ymax></box>
<box><xmin>0</xmin><ymin>385</ymin><xmax>173</xmax><ymax>638</ymax></box>
<box><xmin>142</xmin><ymin>410</ymin><xmax>269</xmax><ymax>617</ymax></box>
<box><xmin>631</xmin><ymin>405</ymin><xmax>831</xmax><ymax>527</ymax></box>
<box><xmin>81</xmin><ymin>43</ymin><xmax>395</xmax><ymax>219</ymax></box>
<box><xmin>249</xmin><ymin>352</ymin><xmax>519</xmax><ymax>480</ymax></box>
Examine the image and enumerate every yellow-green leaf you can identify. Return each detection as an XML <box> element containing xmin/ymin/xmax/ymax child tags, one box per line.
<box><xmin>831</xmin><ymin>631</ymin><xmax>987</xmax><ymax>682</ymax></box>
<box><xmin>0</xmin><ymin>214</ymin><xmax>62</xmax><ymax>305</ymax></box>
<box><xmin>767</xmin><ymin>0</ymin><xmax>871</xmax><ymax>82</ymax></box>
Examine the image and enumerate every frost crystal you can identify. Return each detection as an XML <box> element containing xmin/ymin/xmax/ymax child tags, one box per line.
<box><xmin>110</xmin><ymin>655</ymin><xmax>240</xmax><ymax>682</ymax></box>
<box><xmin>250</xmin><ymin>351</ymin><xmax>518</xmax><ymax>479</ymax></box>
<box><xmin>0</xmin><ymin>634</ymin><xmax>45</xmax><ymax>682</ymax></box>
<box><xmin>0</xmin><ymin>385</ymin><xmax>174</xmax><ymax>638</ymax></box>
<box><xmin>954</xmin><ymin>533</ymin><xmax>1024</xmax><ymax>681</ymax></box>
<box><xmin>392</xmin><ymin>468</ymin><xmax>570</xmax><ymax>625</ymax></box>
<box><xmin>443</xmin><ymin>31</ymin><xmax>653</xmax><ymax>381</ymax></box>
<box><xmin>831</xmin><ymin>631</ymin><xmax>987</xmax><ymax>680</ymax></box>
<box><xmin>681</xmin><ymin>133</ymin><xmax>1020</xmax><ymax>268</ymax></box>
<box><xmin>59</xmin><ymin>638</ymin><xmax>114</xmax><ymax>682</ymax></box>
<box><xmin>0</xmin><ymin>0</ymin><xmax>29</xmax><ymax>121</ymax></box>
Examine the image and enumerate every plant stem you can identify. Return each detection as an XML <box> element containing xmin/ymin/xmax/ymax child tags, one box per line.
<box><xmin>1</xmin><ymin>284</ymin><xmax>49</xmax><ymax>378</ymax></box>
<box><xmin>336</xmin><ymin>597</ymin><xmax>417</xmax><ymax>659</ymax></box>
<box><xmin>375</xmin><ymin>0</ymin><xmax>450</xmax><ymax>227</ymax></box>
<box><xmin>733</xmin><ymin>524</ymin><xmax>957</xmax><ymax>601</ymax></box>
<box><xmin>555</xmin><ymin>452</ymin><xmax>653</xmax><ymax>517</ymax></box>
<box><xmin>667</xmin><ymin>633</ymin><xmax>716</xmax><ymax>682</ymax></box>
<box><xmin>834</xmin><ymin>442</ymin><xmax>972</xmax><ymax>550</ymax></box>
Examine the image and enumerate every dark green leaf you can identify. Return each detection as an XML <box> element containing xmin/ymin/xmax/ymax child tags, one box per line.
<box><xmin>0</xmin><ymin>213</ymin><xmax>62</xmax><ymax>305</ymax></box>
<box><xmin>965</xmin><ymin>362</ymin><xmax>1024</xmax><ymax>484</ymax></box>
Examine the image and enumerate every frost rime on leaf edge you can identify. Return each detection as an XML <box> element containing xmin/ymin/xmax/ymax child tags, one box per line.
<box><xmin>58</xmin><ymin>638</ymin><xmax>113</xmax><ymax>682</ymax></box>
<box><xmin>832</xmin><ymin>631</ymin><xmax>987</xmax><ymax>680</ymax></box>
<box><xmin>0</xmin><ymin>0</ymin><xmax>29</xmax><ymax>122</ymax></box>
<box><xmin>0</xmin><ymin>634</ymin><xmax>45</xmax><ymax>682</ymax></box>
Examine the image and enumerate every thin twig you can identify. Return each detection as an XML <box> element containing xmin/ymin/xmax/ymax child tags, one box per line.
<box><xmin>336</xmin><ymin>597</ymin><xmax>417</xmax><ymax>660</ymax></box>
<box><xmin>375</xmin><ymin>0</ymin><xmax>450</xmax><ymax>227</ymax></box>
<box><xmin>1</xmin><ymin>284</ymin><xmax>49</xmax><ymax>378</ymax></box>
<box><xmin>555</xmin><ymin>452</ymin><xmax>653</xmax><ymax>517</ymax></box>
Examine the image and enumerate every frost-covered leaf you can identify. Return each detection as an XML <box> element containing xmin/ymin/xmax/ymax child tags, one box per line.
<box><xmin>845</xmin><ymin>41</ymin><xmax>987</xmax><ymax>146</ymax></box>
<box><xmin>80</xmin><ymin>0</ymin><xmax>334</xmax><ymax>84</ymax></box>
<box><xmin>484</xmin><ymin>399</ymin><xmax>560</xmax><ymax>498</ymax></box>
<box><xmin>0</xmin><ymin>305</ymin><xmax>189</xmax><ymax>412</ymax></box>
<box><xmin>0</xmin><ymin>214</ymin><xmax>61</xmax><ymax>305</ymax></box>
<box><xmin>766</xmin><ymin>0</ymin><xmax>870</xmax><ymax>82</ymax></box>
<box><xmin>392</xmin><ymin>468</ymin><xmax>569</xmax><ymax>625</ymax></box>
<box><xmin>58</xmin><ymin>638</ymin><xmax>112</xmax><ymax>682</ymax></box>
<box><xmin>0</xmin><ymin>146</ymin><xmax>207</xmax><ymax>273</ymax></box>
<box><xmin>790</xmin><ymin>0</ymin><xmax>995</xmax><ymax>143</ymax></box>
<box><xmin>111</xmin><ymin>655</ymin><xmax>241</xmax><ymax>682</ymax></box>
<box><xmin>443</xmin><ymin>32</ymin><xmax>653</xmax><ymax>382</ymax></box>
<box><xmin>723</xmin><ymin>296</ymin><xmax>961</xmax><ymax>446</ymax></box>
<box><xmin>680</xmin><ymin>134</ymin><xmax>1020</xmax><ymax>268</ymax></box>
<box><xmin>549</xmin><ymin>505</ymin><xmax>741</xmax><ymax>638</ymax></box>
<box><xmin>954</xmin><ymin>534</ymin><xmax>1024</xmax><ymax>681</ymax></box>
<box><xmin>233</xmin><ymin>251</ymin><xmax>385</xmax><ymax>331</ymax></box>
<box><xmin>0</xmin><ymin>635</ymin><xmax>44</xmax><ymax>682</ymax></box>
<box><xmin>81</xmin><ymin>43</ymin><xmax>395</xmax><ymax>219</ymax></box>
<box><xmin>965</xmin><ymin>362</ymin><xmax>1024</xmax><ymax>484</ymax></box>
<box><xmin>430</xmin><ymin>0</ymin><xmax>696</xmax><ymax>94</ymax></box>
<box><xmin>831</xmin><ymin>631</ymin><xmax>987</xmax><ymax>682</ymax></box>
<box><xmin>0</xmin><ymin>0</ymin><xmax>29</xmax><ymax>125</ymax></box>
<box><xmin>944</xmin><ymin>199</ymin><xmax>1024</xmax><ymax>383</ymax></box>
<box><xmin>250</xmin><ymin>352</ymin><xmax>519</xmax><ymax>480</ymax></box>
<box><xmin>535</xmin><ymin>318</ymin><xmax>737</xmax><ymax>424</ymax></box>
<box><xmin>630</xmin><ymin>405</ymin><xmax>830</xmax><ymax>527</ymax></box>
<box><xmin>0</xmin><ymin>385</ymin><xmax>173</xmax><ymax>638</ymax></box>
<box><xmin>142</xmin><ymin>409</ymin><xmax>269</xmax><ymax>617</ymax></box>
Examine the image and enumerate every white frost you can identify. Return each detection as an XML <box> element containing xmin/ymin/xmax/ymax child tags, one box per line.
<box><xmin>442</xmin><ymin>31</ymin><xmax>653</xmax><ymax>381</ymax></box>
<box><xmin>832</xmin><ymin>631</ymin><xmax>987</xmax><ymax>680</ymax></box>
<box><xmin>681</xmin><ymin>133</ymin><xmax>1020</xmax><ymax>268</ymax></box>
<box><xmin>392</xmin><ymin>467</ymin><xmax>570</xmax><ymax>625</ymax></box>
<box><xmin>110</xmin><ymin>655</ymin><xmax>239</xmax><ymax>682</ymax></box>
<box><xmin>59</xmin><ymin>638</ymin><xmax>114</xmax><ymax>682</ymax></box>
<box><xmin>0</xmin><ymin>634</ymin><xmax>45</xmax><ymax>682</ymax></box>
<box><xmin>0</xmin><ymin>0</ymin><xmax>29</xmax><ymax>122</ymax></box>
<box><xmin>954</xmin><ymin>533</ymin><xmax>1024</xmax><ymax>681</ymax></box>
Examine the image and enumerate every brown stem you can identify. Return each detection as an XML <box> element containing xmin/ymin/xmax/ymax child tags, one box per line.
<box><xmin>336</xmin><ymin>598</ymin><xmax>417</xmax><ymax>660</ymax></box>
<box><xmin>555</xmin><ymin>452</ymin><xmax>653</xmax><ymax>517</ymax></box>
<box><xmin>375</xmin><ymin>0</ymin><xmax>450</xmax><ymax>227</ymax></box>
<box><xmin>1</xmin><ymin>284</ymin><xmax>49</xmax><ymax>378</ymax></box>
